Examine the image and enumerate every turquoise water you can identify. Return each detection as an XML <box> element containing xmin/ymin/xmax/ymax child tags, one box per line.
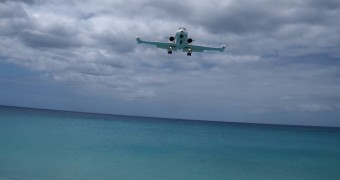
<box><xmin>0</xmin><ymin>106</ymin><xmax>340</xmax><ymax>180</ymax></box>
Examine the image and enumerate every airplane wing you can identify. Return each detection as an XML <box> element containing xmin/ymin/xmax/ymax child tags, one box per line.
<box><xmin>186</xmin><ymin>44</ymin><xmax>226</xmax><ymax>52</ymax></box>
<box><xmin>136</xmin><ymin>36</ymin><xmax>176</xmax><ymax>50</ymax></box>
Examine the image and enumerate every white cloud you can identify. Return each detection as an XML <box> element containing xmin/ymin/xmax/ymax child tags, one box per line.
<box><xmin>297</xmin><ymin>103</ymin><xmax>334</xmax><ymax>112</ymax></box>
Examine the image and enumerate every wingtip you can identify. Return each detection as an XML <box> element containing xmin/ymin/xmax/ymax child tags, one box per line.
<box><xmin>220</xmin><ymin>44</ymin><xmax>226</xmax><ymax>52</ymax></box>
<box><xmin>136</xmin><ymin>36</ymin><xmax>142</xmax><ymax>44</ymax></box>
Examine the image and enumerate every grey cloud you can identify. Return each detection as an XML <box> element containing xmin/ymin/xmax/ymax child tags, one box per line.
<box><xmin>196</xmin><ymin>4</ymin><xmax>281</xmax><ymax>34</ymax></box>
<box><xmin>79</xmin><ymin>10</ymin><xmax>112</xmax><ymax>21</ymax></box>
<box><xmin>91</xmin><ymin>31</ymin><xmax>136</xmax><ymax>53</ymax></box>
<box><xmin>1</xmin><ymin>1</ymin><xmax>81</xmax><ymax>50</ymax></box>
<box><xmin>0</xmin><ymin>2</ymin><xmax>27</xmax><ymax>18</ymax></box>
<box><xmin>198</xmin><ymin>1</ymin><xmax>340</xmax><ymax>35</ymax></box>
<box><xmin>19</xmin><ymin>30</ymin><xmax>81</xmax><ymax>49</ymax></box>
<box><xmin>307</xmin><ymin>0</ymin><xmax>340</xmax><ymax>10</ymax></box>
<box><xmin>51</xmin><ymin>69</ymin><xmax>161</xmax><ymax>99</ymax></box>
<box><xmin>0</xmin><ymin>2</ymin><xmax>32</xmax><ymax>36</ymax></box>
<box><xmin>140</xmin><ymin>0</ymin><xmax>190</xmax><ymax>20</ymax></box>
<box><xmin>0</xmin><ymin>0</ymin><xmax>32</xmax><ymax>4</ymax></box>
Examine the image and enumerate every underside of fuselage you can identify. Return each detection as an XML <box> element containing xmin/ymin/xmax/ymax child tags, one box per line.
<box><xmin>167</xmin><ymin>27</ymin><xmax>192</xmax><ymax>55</ymax></box>
<box><xmin>175</xmin><ymin>28</ymin><xmax>188</xmax><ymax>49</ymax></box>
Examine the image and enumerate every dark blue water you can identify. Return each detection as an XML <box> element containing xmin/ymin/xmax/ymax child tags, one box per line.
<box><xmin>0</xmin><ymin>106</ymin><xmax>340</xmax><ymax>179</ymax></box>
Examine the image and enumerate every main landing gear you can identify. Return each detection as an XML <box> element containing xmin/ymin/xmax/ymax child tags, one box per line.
<box><xmin>187</xmin><ymin>48</ymin><xmax>192</xmax><ymax>56</ymax></box>
<box><xmin>168</xmin><ymin>47</ymin><xmax>173</xmax><ymax>54</ymax></box>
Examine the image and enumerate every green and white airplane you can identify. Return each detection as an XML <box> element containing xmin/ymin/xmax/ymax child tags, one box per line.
<box><xmin>136</xmin><ymin>27</ymin><xmax>225</xmax><ymax>56</ymax></box>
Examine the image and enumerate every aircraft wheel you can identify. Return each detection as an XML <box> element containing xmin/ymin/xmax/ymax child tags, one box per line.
<box><xmin>168</xmin><ymin>51</ymin><xmax>172</xmax><ymax>54</ymax></box>
<box><xmin>187</xmin><ymin>53</ymin><xmax>191</xmax><ymax>56</ymax></box>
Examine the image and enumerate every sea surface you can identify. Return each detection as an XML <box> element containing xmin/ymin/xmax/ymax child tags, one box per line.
<box><xmin>0</xmin><ymin>106</ymin><xmax>340</xmax><ymax>180</ymax></box>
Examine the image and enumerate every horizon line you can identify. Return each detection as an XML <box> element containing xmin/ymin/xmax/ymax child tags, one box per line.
<box><xmin>1</xmin><ymin>104</ymin><xmax>339</xmax><ymax>129</ymax></box>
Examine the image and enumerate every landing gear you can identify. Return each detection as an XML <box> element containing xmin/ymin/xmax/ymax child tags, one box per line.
<box><xmin>168</xmin><ymin>47</ymin><xmax>173</xmax><ymax>54</ymax></box>
<box><xmin>187</xmin><ymin>48</ymin><xmax>192</xmax><ymax>56</ymax></box>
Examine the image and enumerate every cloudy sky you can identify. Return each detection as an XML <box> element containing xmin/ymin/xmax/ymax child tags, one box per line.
<box><xmin>1</xmin><ymin>0</ymin><xmax>340</xmax><ymax>126</ymax></box>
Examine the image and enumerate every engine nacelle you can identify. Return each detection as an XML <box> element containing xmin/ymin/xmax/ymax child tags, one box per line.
<box><xmin>169</xmin><ymin>36</ymin><xmax>175</xmax><ymax>42</ymax></box>
<box><xmin>187</xmin><ymin>38</ymin><xmax>193</xmax><ymax>43</ymax></box>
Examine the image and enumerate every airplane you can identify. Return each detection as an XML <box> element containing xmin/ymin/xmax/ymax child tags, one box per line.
<box><xmin>136</xmin><ymin>27</ymin><xmax>226</xmax><ymax>56</ymax></box>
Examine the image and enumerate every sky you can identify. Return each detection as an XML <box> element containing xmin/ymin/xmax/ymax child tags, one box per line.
<box><xmin>1</xmin><ymin>0</ymin><xmax>340</xmax><ymax>127</ymax></box>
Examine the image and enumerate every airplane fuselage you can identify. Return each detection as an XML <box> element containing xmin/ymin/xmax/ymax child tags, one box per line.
<box><xmin>174</xmin><ymin>27</ymin><xmax>189</xmax><ymax>50</ymax></box>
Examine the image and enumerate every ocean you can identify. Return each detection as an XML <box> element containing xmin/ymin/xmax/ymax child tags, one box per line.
<box><xmin>0</xmin><ymin>106</ymin><xmax>339</xmax><ymax>180</ymax></box>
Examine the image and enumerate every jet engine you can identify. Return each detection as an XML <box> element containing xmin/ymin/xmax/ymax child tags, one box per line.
<box><xmin>169</xmin><ymin>36</ymin><xmax>175</xmax><ymax>42</ymax></box>
<box><xmin>187</xmin><ymin>38</ymin><xmax>193</xmax><ymax>43</ymax></box>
